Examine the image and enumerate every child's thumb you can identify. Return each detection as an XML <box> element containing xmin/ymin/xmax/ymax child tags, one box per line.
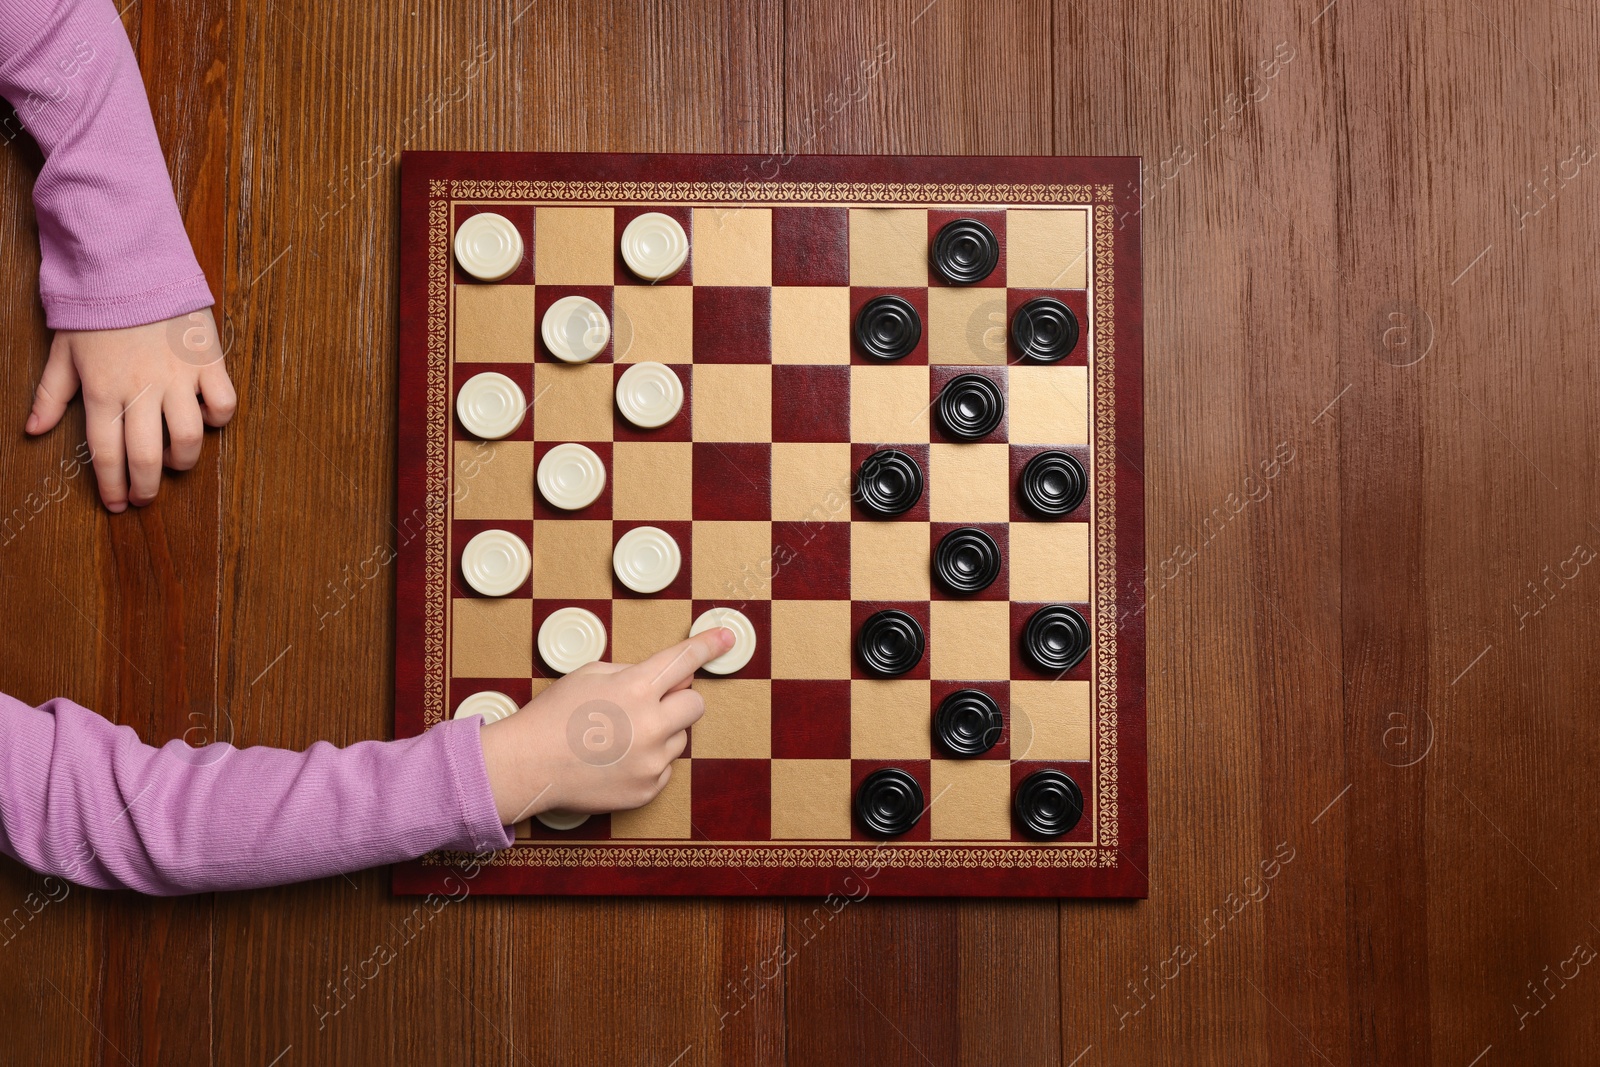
<box><xmin>27</xmin><ymin>344</ymin><xmax>79</xmax><ymax>435</ymax></box>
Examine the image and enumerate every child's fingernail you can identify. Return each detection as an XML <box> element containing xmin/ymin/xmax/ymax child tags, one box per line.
<box><xmin>24</xmin><ymin>415</ymin><xmax>37</xmax><ymax>433</ymax></box>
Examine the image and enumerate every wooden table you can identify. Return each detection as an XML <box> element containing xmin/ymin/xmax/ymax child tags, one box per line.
<box><xmin>0</xmin><ymin>1</ymin><xmax>1591</xmax><ymax>1063</ymax></box>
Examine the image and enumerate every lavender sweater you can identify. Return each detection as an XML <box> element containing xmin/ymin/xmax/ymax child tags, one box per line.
<box><xmin>0</xmin><ymin>0</ymin><xmax>514</xmax><ymax>893</ymax></box>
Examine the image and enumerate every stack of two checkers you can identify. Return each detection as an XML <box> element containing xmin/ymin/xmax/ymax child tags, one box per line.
<box><xmin>450</xmin><ymin>210</ymin><xmax>757</xmax><ymax>750</ymax></box>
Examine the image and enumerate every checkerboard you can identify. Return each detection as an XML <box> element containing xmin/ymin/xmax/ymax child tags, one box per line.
<box><xmin>394</xmin><ymin>152</ymin><xmax>1146</xmax><ymax>897</ymax></box>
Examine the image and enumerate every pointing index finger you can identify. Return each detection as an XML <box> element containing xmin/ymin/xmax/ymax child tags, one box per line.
<box><xmin>634</xmin><ymin>629</ymin><xmax>733</xmax><ymax>695</ymax></box>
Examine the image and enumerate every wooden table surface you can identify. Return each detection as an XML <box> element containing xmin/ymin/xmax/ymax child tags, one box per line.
<box><xmin>1</xmin><ymin>1</ymin><xmax>1594</xmax><ymax>1063</ymax></box>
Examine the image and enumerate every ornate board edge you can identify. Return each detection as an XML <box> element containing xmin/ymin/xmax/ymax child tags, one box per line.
<box><xmin>394</xmin><ymin>153</ymin><xmax>1147</xmax><ymax>898</ymax></box>
<box><xmin>441</xmin><ymin>177</ymin><xmax>1109</xmax><ymax>204</ymax></box>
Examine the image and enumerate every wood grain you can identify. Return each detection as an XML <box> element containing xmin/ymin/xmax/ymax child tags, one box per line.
<box><xmin>2</xmin><ymin>0</ymin><xmax>1598</xmax><ymax>1063</ymax></box>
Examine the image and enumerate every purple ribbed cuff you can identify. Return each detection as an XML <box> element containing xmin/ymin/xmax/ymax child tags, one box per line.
<box><xmin>41</xmin><ymin>270</ymin><xmax>213</xmax><ymax>330</ymax></box>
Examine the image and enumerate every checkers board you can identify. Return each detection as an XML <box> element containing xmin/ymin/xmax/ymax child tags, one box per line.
<box><xmin>394</xmin><ymin>152</ymin><xmax>1146</xmax><ymax>897</ymax></box>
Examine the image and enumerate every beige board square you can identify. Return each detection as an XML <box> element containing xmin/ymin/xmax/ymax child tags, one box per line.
<box><xmin>613</xmin><ymin>442</ymin><xmax>692</xmax><ymax>521</ymax></box>
<box><xmin>771</xmin><ymin>759</ymin><xmax>851</xmax><ymax>839</ymax></box>
<box><xmin>451</xmin><ymin>598</ymin><xmax>532</xmax><ymax>677</ymax></box>
<box><xmin>1007</xmin><ymin>208</ymin><xmax>1089</xmax><ymax>289</ymax></box>
<box><xmin>772</xmin><ymin>287</ymin><xmax>852</xmax><ymax>364</ymax></box>
<box><xmin>930</xmin><ymin>760</ymin><xmax>1012</xmax><ymax>840</ymax></box>
<box><xmin>927</xmin><ymin>287</ymin><xmax>1009</xmax><ymax>366</ymax></box>
<box><xmin>611</xmin><ymin>758</ymin><xmax>692</xmax><ymax>838</ymax></box>
<box><xmin>848</xmin><ymin>208</ymin><xmax>929</xmax><ymax>287</ymax></box>
<box><xmin>454</xmin><ymin>441</ymin><xmax>534</xmax><ymax>520</ymax></box>
<box><xmin>771</xmin><ymin>600</ymin><xmax>852</xmax><ymax>679</ymax></box>
<box><xmin>611</xmin><ymin>598</ymin><xmax>692</xmax><ymax>664</ymax></box>
<box><xmin>771</xmin><ymin>443</ymin><xmax>853</xmax><ymax>523</ymax></box>
<box><xmin>614</xmin><ymin>286</ymin><xmax>693</xmax><ymax>364</ymax></box>
<box><xmin>455</xmin><ymin>285</ymin><xmax>538</xmax><ymax>363</ymax></box>
<box><xmin>851</xmin><ymin>522</ymin><xmax>931</xmax><ymax>600</ymax></box>
<box><xmin>1008</xmin><ymin>366</ymin><xmax>1089</xmax><ymax>446</ymax></box>
<box><xmin>1010</xmin><ymin>522</ymin><xmax>1090</xmax><ymax>602</ymax></box>
<box><xmin>692</xmin><ymin>208</ymin><xmax>772</xmax><ymax>286</ymax></box>
<box><xmin>929</xmin><ymin>600</ymin><xmax>1011</xmax><ymax>681</ymax></box>
<box><xmin>533</xmin><ymin>207</ymin><xmax>614</xmax><ymax>285</ymax></box>
<box><xmin>851</xmin><ymin>679</ymin><xmax>931</xmax><ymax>759</ymax></box>
<box><xmin>533</xmin><ymin>364</ymin><xmax>614</xmax><ymax>442</ymax></box>
<box><xmin>531</xmin><ymin>520</ymin><xmax>613</xmax><ymax>599</ymax></box>
<box><xmin>693</xmin><ymin>365</ymin><xmax>772</xmax><ymax>442</ymax></box>
<box><xmin>850</xmin><ymin>365</ymin><xmax>930</xmax><ymax>442</ymax></box>
<box><xmin>693</xmin><ymin>679</ymin><xmax>771</xmax><ymax>759</ymax></box>
<box><xmin>929</xmin><ymin>443</ymin><xmax>1010</xmax><ymax>522</ymax></box>
<box><xmin>692</xmin><ymin>521</ymin><xmax>773</xmax><ymax>600</ymax></box>
<box><xmin>1010</xmin><ymin>680</ymin><xmax>1091</xmax><ymax>761</ymax></box>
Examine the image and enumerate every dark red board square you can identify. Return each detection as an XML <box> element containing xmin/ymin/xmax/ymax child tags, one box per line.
<box><xmin>850</xmin><ymin>600</ymin><xmax>931</xmax><ymax>681</ymax></box>
<box><xmin>772</xmin><ymin>365</ymin><xmax>851</xmax><ymax>443</ymax></box>
<box><xmin>772</xmin><ymin>207</ymin><xmax>849</xmax><ymax>286</ymax></box>
<box><xmin>772</xmin><ymin>521</ymin><xmax>850</xmax><ymax>600</ymax></box>
<box><xmin>1009</xmin><ymin>601</ymin><xmax>1093</xmax><ymax>682</ymax></box>
<box><xmin>927</xmin><ymin>209</ymin><xmax>1006</xmax><ymax>289</ymax></box>
<box><xmin>692</xmin><ymin>598</ymin><xmax>771</xmax><ymax>679</ymax></box>
<box><xmin>522</xmin><ymin>812</ymin><xmax>612</xmax><ymax>841</ymax></box>
<box><xmin>930</xmin><ymin>365</ymin><xmax>1008</xmax><ymax>445</ymax></box>
<box><xmin>930</xmin><ymin>680</ymin><xmax>1010</xmax><ymax>760</ymax></box>
<box><xmin>850</xmin><ymin>287</ymin><xmax>929</xmax><ymax>366</ymax></box>
<box><xmin>850</xmin><ymin>759</ymin><xmax>932</xmax><ymax>842</ymax></box>
<box><xmin>535</xmin><ymin>286</ymin><xmax>615</xmax><ymax>363</ymax></box>
<box><xmin>451</xmin><ymin>204</ymin><xmax>534</xmax><ymax>286</ymax></box>
<box><xmin>691</xmin><ymin>759</ymin><xmax>772</xmax><ymax>840</ymax></box>
<box><xmin>612</xmin><ymin>363</ymin><xmax>692</xmax><ymax>443</ymax></box>
<box><xmin>613</xmin><ymin>205</ymin><xmax>693</xmax><ymax>286</ymax></box>
<box><xmin>448</xmin><ymin>677</ymin><xmax>533</xmax><ymax>720</ymax></box>
<box><xmin>452</xmin><ymin>362</ymin><xmax>534</xmax><ymax>443</ymax></box>
<box><xmin>1006</xmin><ymin>288</ymin><xmax>1089</xmax><ymax>367</ymax></box>
<box><xmin>771</xmin><ymin>680</ymin><xmax>852</xmax><ymax>759</ymax></box>
<box><xmin>930</xmin><ymin>522</ymin><xmax>1009</xmax><ymax>602</ymax></box>
<box><xmin>1009</xmin><ymin>761</ymin><xmax>1093</xmax><ymax>843</ymax></box>
<box><xmin>532</xmin><ymin>599</ymin><xmax>612</xmax><ymax>678</ymax></box>
<box><xmin>1009</xmin><ymin>445</ymin><xmax>1092</xmax><ymax>523</ymax></box>
<box><xmin>849</xmin><ymin>442</ymin><xmax>929</xmax><ymax>522</ymax></box>
<box><xmin>692</xmin><ymin>442</ymin><xmax>771</xmax><ymax>520</ymax></box>
<box><xmin>450</xmin><ymin>519</ymin><xmax>532</xmax><ymax>599</ymax></box>
<box><xmin>532</xmin><ymin>441</ymin><xmax>612</xmax><ymax>519</ymax></box>
<box><xmin>692</xmin><ymin>287</ymin><xmax>771</xmax><ymax>363</ymax></box>
<box><xmin>612</xmin><ymin>520</ymin><xmax>692</xmax><ymax>600</ymax></box>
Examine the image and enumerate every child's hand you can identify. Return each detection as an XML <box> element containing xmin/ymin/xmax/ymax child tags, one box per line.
<box><xmin>25</xmin><ymin>308</ymin><xmax>237</xmax><ymax>513</ymax></box>
<box><xmin>478</xmin><ymin>628</ymin><xmax>734</xmax><ymax>825</ymax></box>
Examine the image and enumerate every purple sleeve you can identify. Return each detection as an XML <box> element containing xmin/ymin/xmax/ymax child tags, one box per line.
<box><xmin>0</xmin><ymin>0</ymin><xmax>214</xmax><ymax>329</ymax></box>
<box><xmin>0</xmin><ymin>693</ymin><xmax>513</xmax><ymax>895</ymax></box>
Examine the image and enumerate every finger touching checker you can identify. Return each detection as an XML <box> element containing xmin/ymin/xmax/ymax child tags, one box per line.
<box><xmin>690</xmin><ymin>606</ymin><xmax>757</xmax><ymax>675</ymax></box>
<box><xmin>398</xmin><ymin>154</ymin><xmax>1144</xmax><ymax>898</ymax></box>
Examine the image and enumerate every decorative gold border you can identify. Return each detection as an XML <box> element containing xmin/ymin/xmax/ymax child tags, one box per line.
<box><xmin>417</xmin><ymin>179</ymin><xmax>1121</xmax><ymax>870</ymax></box>
<box><xmin>421</xmin><ymin>199</ymin><xmax>451</xmax><ymax>727</ymax></box>
<box><xmin>442</xmin><ymin>178</ymin><xmax>1113</xmax><ymax>204</ymax></box>
<box><xmin>424</xmin><ymin>844</ymin><xmax>1119</xmax><ymax>869</ymax></box>
<box><xmin>1092</xmin><ymin>203</ymin><xmax>1119</xmax><ymax>849</ymax></box>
